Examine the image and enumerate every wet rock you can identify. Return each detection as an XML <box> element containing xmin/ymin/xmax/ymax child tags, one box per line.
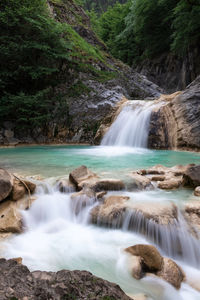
<box><xmin>91</xmin><ymin>178</ymin><xmax>125</xmax><ymax>192</ymax></box>
<box><xmin>194</xmin><ymin>186</ymin><xmax>200</xmax><ymax>197</ymax></box>
<box><xmin>183</xmin><ymin>165</ymin><xmax>200</xmax><ymax>187</ymax></box>
<box><xmin>158</xmin><ymin>178</ymin><xmax>183</xmax><ymax>190</ymax></box>
<box><xmin>125</xmin><ymin>244</ymin><xmax>185</xmax><ymax>289</ymax></box>
<box><xmin>157</xmin><ymin>257</ymin><xmax>185</xmax><ymax>289</ymax></box>
<box><xmin>0</xmin><ymin>169</ymin><xmax>13</xmax><ymax>202</ymax></box>
<box><xmin>125</xmin><ymin>244</ymin><xmax>163</xmax><ymax>271</ymax></box>
<box><xmin>57</xmin><ymin>179</ymin><xmax>75</xmax><ymax>193</ymax></box>
<box><xmin>130</xmin><ymin>173</ymin><xmax>153</xmax><ymax>190</ymax></box>
<box><xmin>0</xmin><ymin>201</ymin><xmax>22</xmax><ymax>233</ymax></box>
<box><xmin>71</xmin><ymin>188</ymin><xmax>96</xmax><ymax>214</ymax></box>
<box><xmin>90</xmin><ymin>195</ymin><xmax>129</xmax><ymax>227</ymax></box>
<box><xmin>96</xmin><ymin>191</ymin><xmax>107</xmax><ymax>200</ymax></box>
<box><xmin>128</xmin><ymin>255</ymin><xmax>143</xmax><ymax>280</ymax></box>
<box><xmin>0</xmin><ymin>258</ymin><xmax>131</xmax><ymax>300</ymax></box>
<box><xmin>151</xmin><ymin>175</ymin><xmax>165</xmax><ymax>181</ymax></box>
<box><xmin>69</xmin><ymin>165</ymin><xmax>99</xmax><ymax>191</ymax></box>
<box><xmin>129</xmin><ymin>202</ymin><xmax>178</xmax><ymax>226</ymax></box>
<box><xmin>11</xmin><ymin>178</ymin><xmax>36</xmax><ymax>201</ymax></box>
<box><xmin>184</xmin><ymin>201</ymin><xmax>200</xmax><ymax>232</ymax></box>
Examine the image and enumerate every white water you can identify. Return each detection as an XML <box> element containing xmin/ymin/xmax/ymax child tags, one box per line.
<box><xmin>101</xmin><ymin>100</ymin><xmax>154</xmax><ymax>148</ymax></box>
<box><xmin>2</xmin><ymin>184</ymin><xmax>200</xmax><ymax>300</ymax></box>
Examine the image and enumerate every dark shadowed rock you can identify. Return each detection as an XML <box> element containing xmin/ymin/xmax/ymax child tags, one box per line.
<box><xmin>183</xmin><ymin>165</ymin><xmax>200</xmax><ymax>187</ymax></box>
<box><xmin>0</xmin><ymin>258</ymin><xmax>132</xmax><ymax>300</ymax></box>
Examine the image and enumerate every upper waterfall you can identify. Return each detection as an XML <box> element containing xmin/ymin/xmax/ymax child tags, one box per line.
<box><xmin>101</xmin><ymin>100</ymin><xmax>154</xmax><ymax>148</ymax></box>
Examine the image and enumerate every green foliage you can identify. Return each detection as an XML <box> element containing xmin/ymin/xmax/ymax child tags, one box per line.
<box><xmin>0</xmin><ymin>0</ymin><xmax>72</xmax><ymax>128</ymax></box>
<box><xmin>98</xmin><ymin>1</ymin><xmax>132</xmax><ymax>60</ymax></box>
<box><xmin>82</xmin><ymin>0</ymin><xmax>127</xmax><ymax>14</ymax></box>
<box><xmin>96</xmin><ymin>0</ymin><xmax>200</xmax><ymax>64</ymax></box>
<box><xmin>171</xmin><ymin>0</ymin><xmax>200</xmax><ymax>55</ymax></box>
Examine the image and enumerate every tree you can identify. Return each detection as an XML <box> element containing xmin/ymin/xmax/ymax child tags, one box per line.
<box><xmin>0</xmin><ymin>0</ymin><xmax>72</xmax><ymax>128</ymax></box>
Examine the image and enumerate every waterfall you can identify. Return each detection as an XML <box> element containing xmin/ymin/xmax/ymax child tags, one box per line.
<box><xmin>101</xmin><ymin>100</ymin><xmax>154</xmax><ymax>148</ymax></box>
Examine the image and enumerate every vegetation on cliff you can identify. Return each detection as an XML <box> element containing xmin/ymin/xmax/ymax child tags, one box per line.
<box><xmin>0</xmin><ymin>0</ymin><xmax>115</xmax><ymax>131</ymax></box>
<box><xmin>93</xmin><ymin>0</ymin><xmax>200</xmax><ymax>65</ymax></box>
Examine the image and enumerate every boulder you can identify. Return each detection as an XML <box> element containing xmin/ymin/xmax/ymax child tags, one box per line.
<box><xmin>91</xmin><ymin>178</ymin><xmax>125</xmax><ymax>192</ymax></box>
<box><xmin>194</xmin><ymin>186</ymin><xmax>200</xmax><ymax>197</ymax></box>
<box><xmin>11</xmin><ymin>178</ymin><xmax>36</xmax><ymax>201</ymax></box>
<box><xmin>0</xmin><ymin>258</ymin><xmax>132</xmax><ymax>300</ymax></box>
<box><xmin>125</xmin><ymin>244</ymin><xmax>185</xmax><ymax>289</ymax></box>
<box><xmin>129</xmin><ymin>202</ymin><xmax>177</xmax><ymax>226</ymax></box>
<box><xmin>157</xmin><ymin>257</ymin><xmax>185</xmax><ymax>289</ymax></box>
<box><xmin>90</xmin><ymin>195</ymin><xmax>129</xmax><ymax>227</ymax></box>
<box><xmin>125</xmin><ymin>244</ymin><xmax>163</xmax><ymax>271</ymax></box>
<box><xmin>69</xmin><ymin>165</ymin><xmax>99</xmax><ymax>190</ymax></box>
<box><xmin>0</xmin><ymin>201</ymin><xmax>22</xmax><ymax>233</ymax></box>
<box><xmin>184</xmin><ymin>165</ymin><xmax>200</xmax><ymax>187</ymax></box>
<box><xmin>158</xmin><ymin>178</ymin><xmax>183</xmax><ymax>190</ymax></box>
<box><xmin>0</xmin><ymin>169</ymin><xmax>13</xmax><ymax>202</ymax></box>
<box><xmin>130</xmin><ymin>173</ymin><xmax>153</xmax><ymax>190</ymax></box>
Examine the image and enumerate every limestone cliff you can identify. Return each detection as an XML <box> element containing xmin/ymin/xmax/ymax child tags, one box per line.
<box><xmin>148</xmin><ymin>76</ymin><xmax>200</xmax><ymax>150</ymax></box>
<box><xmin>136</xmin><ymin>46</ymin><xmax>200</xmax><ymax>93</ymax></box>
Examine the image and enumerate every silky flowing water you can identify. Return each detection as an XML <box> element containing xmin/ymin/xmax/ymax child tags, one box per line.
<box><xmin>1</xmin><ymin>145</ymin><xmax>200</xmax><ymax>300</ymax></box>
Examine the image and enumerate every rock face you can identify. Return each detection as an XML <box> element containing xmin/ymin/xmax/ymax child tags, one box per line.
<box><xmin>125</xmin><ymin>244</ymin><xmax>185</xmax><ymax>289</ymax></box>
<box><xmin>135</xmin><ymin>47</ymin><xmax>200</xmax><ymax>93</ymax></box>
<box><xmin>0</xmin><ymin>258</ymin><xmax>132</xmax><ymax>300</ymax></box>
<box><xmin>148</xmin><ymin>76</ymin><xmax>200</xmax><ymax>150</ymax></box>
<box><xmin>0</xmin><ymin>169</ymin><xmax>13</xmax><ymax>202</ymax></box>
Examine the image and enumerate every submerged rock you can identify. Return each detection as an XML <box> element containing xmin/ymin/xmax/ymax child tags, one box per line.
<box><xmin>0</xmin><ymin>258</ymin><xmax>132</xmax><ymax>299</ymax></box>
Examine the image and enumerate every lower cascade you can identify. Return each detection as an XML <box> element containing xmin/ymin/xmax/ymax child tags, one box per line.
<box><xmin>101</xmin><ymin>100</ymin><xmax>154</xmax><ymax>148</ymax></box>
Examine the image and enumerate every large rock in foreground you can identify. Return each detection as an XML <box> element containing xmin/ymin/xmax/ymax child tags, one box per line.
<box><xmin>0</xmin><ymin>259</ymin><xmax>132</xmax><ymax>300</ymax></box>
